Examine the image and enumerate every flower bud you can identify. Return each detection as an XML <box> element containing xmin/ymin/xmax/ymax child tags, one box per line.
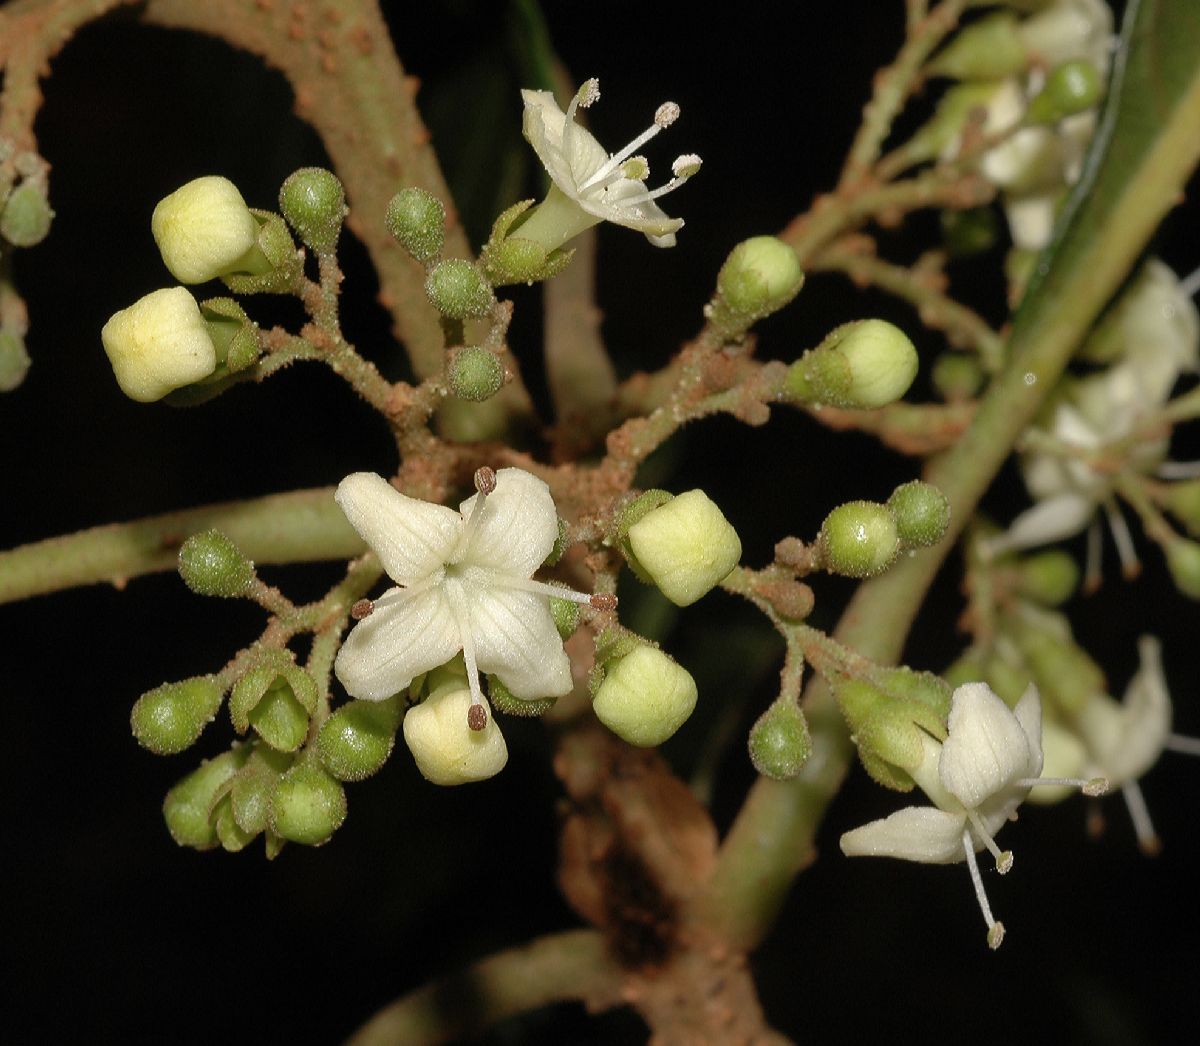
<box><xmin>230</xmin><ymin>658</ymin><xmax>317</xmax><ymax>752</ymax></box>
<box><xmin>592</xmin><ymin>645</ymin><xmax>698</xmax><ymax>747</ymax></box>
<box><xmin>402</xmin><ymin>687</ymin><xmax>508</xmax><ymax>785</ymax></box>
<box><xmin>162</xmin><ymin>748</ymin><xmax>250</xmax><ymax>849</ymax></box>
<box><xmin>386</xmin><ymin>187</ymin><xmax>445</xmax><ymax>262</ymax></box>
<box><xmin>819</xmin><ymin>500</ymin><xmax>901</xmax><ymax>578</ymax></box>
<box><xmin>1027</xmin><ymin>59</ymin><xmax>1103</xmax><ymax>124</ymax></box>
<box><xmin>278</xmin><ymin>167</ymin><xmax>345</xmax><ymax>253</ymax></box>
<box><xmin>1013</xmin><ymin>549</ymin><xmax>1079</xmax><ymax>605</ymax></box>
<box><xmin>425</xmin><ymin>259</ymin><xmax>494</xmax><ymax>320</ymax></box>
<box><xmin>101</xmin><ymin>287</ymin><xmax>217</xmax><ymax>402</ymax></box>
<box><xmin>1018</xmin><ymin>0</ymin><xmax>1113</xmax><ymax>69</ymax></box>
<box><xmin>785</xmin><ymin>320</ymin><xmax>918</xmax><ymax>410</ymax></box>
<box><xmin>1165</xmin><ymin>480</ymin><xmax>1200</xmax><ymax>538</ymax></box>
<box><xmin>178</xmin><ymin>529</ymin><xmax>255</xmax><ymax>597</ymax></box>
<box><xmin>230</xmin><ymin>745</ymin><xmax>292</xmax><ymax>835</ymax></box>
<box><xmin>931</xmin><ymin>352</ymin><xmax>985</xmax><ymax>401</ymax></box>
<box><xmin>152</xmin><ymin>176</ymin><xmax>263</xmax><ymax>283</ymax></box>
<box><xmin>318</xmin><ymin>697</ymin><xmax>401</xmax><ymax>781</ymax></box>
<box><xmin>269</xmin><ymin>758</ymin><xmax>347</xmax><ymax>846</ymax></box>
<box><xmin>0</xmin><ymin>330</ymin><xmax>31</xmax><ymax>392</ymax></box>
<box><xmin>1166</xmin><ymin>538</ymin><xmax>1200</xmax><ymax>600</ymax></box>
<box><xmin>626</xmin><ymin>489</ymin><xmax>742</xmax><ymax>606</ymax></box>
<box><xmin>1</xmin><ymin>182</ymin><xmax>54</xmax><ymax>247</ymax></box>
<box><xmin>836</xmin><ymin>677</ymin><xmax>945</xmax><ymax>792</ymax></box>
<box><xmin>615</xmin><ymin>489</ymin><xmax>674</xmax><ymax>582</ymax></box>
<box><xmin>131</xmin><ymin>676</ymin><xmax>224</xmax><ymax>755</ymax></box>
<box><xmin>929</xmin><ymin>12</ymin><xmax>1028</xmax><ymax>80</ymax></box>
<box><xmin>887</xmin><ymin>481</ymin><xmax>951</xmax><ymax>549</ymax></box>
<box><xmin>447</xmin><ymin>346</ymin><xmax>503</xmax><ymax>402</ymax></box>
<box><xmin>748</xmin><ymin>698</ymin><xmax>812</xmax><ymax>780</ymax></box>
<box><xmin>247</xmin><ymin>679</ymin><xmax>312</xmax><ymax>753</ymax></box>
<box><xmin>711</xmin><ymin>236</ymin><xmax>805</xmax><ymax>331</ymax></box>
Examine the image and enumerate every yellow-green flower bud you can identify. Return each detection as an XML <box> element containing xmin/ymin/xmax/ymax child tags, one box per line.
<box><xmin>931</xmin><ymin>352</ymin><xmax>985</xmax><ymax>401</ymax></box>
<box><xmin>1165</xmin><ymin>480</ymin><xmax>1200</xmax><ymax>539</ymax></box>
<box><xmin>819</xmin><ymin>500</ymin><xmax>901</xmax><ymax>578</ymax></box>
<box><xmin>402</xmin><ymin>686</ymin><xmax>508</xmax><ymax>785</ymax></box>
<box><xmin>626</xmin><ymin>489</ymin><xmax>742</xmax><ymax>606</ymax></box>
<box><xmin>1014</xmin><ymin>549</ymin><xmax>1079</xmax><ymax>605</ymax></box>
<box><xmin>592</xmin><ymin>645</ymin><xmax>698</xmax><ymax>747</ymax></box>
<box><xmin>152</xmin><ymin>176</ymin><xmax>264</xmax><ymax>283</ymax></box>
<box><xmin>887</xmin><ymin>480</ymin><xmax>951</xmax><ymax>549</ymax></box>
<box><xmin>1027</xmin><ymin>59</ymin><xmax>1103</xmax><ymax>124</ymax></box>
<box><xmin>229</xmin><ymin>654</ymin><xmax>317</xmax><ymax>747</ymax></box>
<box><xmin>386</xmin><ymin>187</ymin><xmax>446</xmax><ymax>262</ymax></box>
<box><xmin>162</xmin><ymin>747</ymin><xmax>250</xmax><ymax>849</ymax></box>
<box><xmin>615</xmin><ymin>489</ymin><xmax>674</xmax><ymax>582</ymax></box>
<box><xmin>1166</xmin><ymin>537</ymin><xmax>1200</xmax><ymax>600</ymax></box>
<box><xmin>425</xmin><ymin>259</ymin><xmax>494</xmax><ymax>320</ymax></box>
<box><xmin>713</xmin><ymin>235</ymin><xmax>805</xmax><ymax>321</ymax></box>
<box><xmin>447</xmin><ymin>346</ymin><xmax>503</xmax><ymax>402</ymax></box>
<box><xmin>1</xmin><ymin>181</ymin><xmax>54</xmax><ymax>247</ymax></box>
<box><xmin>317</xmin><ymin>697</ymin><xmax>401</xmax><ymax>781</ymax></box>
<box><xmin>929</xmin><ymin>12</ymin><xmax>1028</xmax><ymax>80</ymax></box>
<box><xmin>178</xmin><ymin>529</ymin><xmax>255</xmax><ymax>598</ymax></box>
<box><xmin>101</xmin><ymin>287</ymin><xmax>217</xmax><ymax>402</ymax></box>
<box><xmin>748</xmin><ymin>698</ymin><xmax>812</xmax><ymax>780</ymax></box>
<box><xmin>131</xmin><ymin>675</ymin><xmax>224</xmax><ymax>755</ymax></box>
<box><xmin>278</xmin><ymin>167</ymin><xmax>345</xmax><ymax>253</ymax></box>
<box><xmin>247</xmin><ymin>679</ymin><xmax>311</xmax><ymax>753</ymax></box>
<box><xmin>269</xmin><ymin>758</ymin><xmax>347</xmax><ymax>846</ymax></box>
<box><xmin>786</xmin><ymin>320</ymin><xmax>918</xmax><ymax>410</ymax></box>
<box><xmin>0</xmin><ymin>330</ymin><xmax>31</xmax><ymax>392</ymax></box>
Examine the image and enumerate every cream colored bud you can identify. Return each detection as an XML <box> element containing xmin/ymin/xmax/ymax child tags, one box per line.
<box><xmin>402</xmin><ymin>687</ymin><xmax>507</xmax><ymax>786</ymax></box>
<box><xmin>101</xmin><ymin>287</ymin><xmax>217</xmax><ymax>402</ymax></box>
<box><xmin>627</xmin><ymin>489</ymin><xmax>742</xmax><ymax>606</ymax></box>
<box><xmin>152</xmin><ymin>175</ymin><xmax>261</xmax><ymax>283</ymax></box>
<box><xmin>593</xmin><ymin>645</ymin><xmax>698</xmax><ymax>747</ymax></box>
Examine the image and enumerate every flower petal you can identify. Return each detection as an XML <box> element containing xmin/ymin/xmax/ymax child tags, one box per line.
<box><xmin>939</xmin><ymin>682</ymin><xmax>1034</xmax><ymax>808</ymax></box>
<box><xmin>461</xmin><ymin>585</ymin><xmax>572</xmax><ymax>699</ymax></box>
<box><xmin>334</xmin><ymin>586</ymin><xmax>461</xmax><ymax>701</ymax></box>
<box><xmin>520</xmin><ymin>89</ymin><xmax>608</xmax><ymax>191</ymax></box>
<box><xmin>335</xmin><ymin>473</ymin><xmax>461</xmax><ymax>585</ymax></box>
<box><xmin>839</xmin><ymin>806</ymin><xmax>967</xmax><ymax>864</ymax></box>
<box><xmin>986</xmin><ymin>491</ymin><xmax>1098</xmax><ymax>556</ymax></box>
<box><xmin>1012</xmin><ymin>683</ymin><xmax>1045</xmax><ymax>775</ymax></box>
<box><xmin>457</xmin><ymin>467</ymin><xmax>559</xmax><ymax>578</ymax></box>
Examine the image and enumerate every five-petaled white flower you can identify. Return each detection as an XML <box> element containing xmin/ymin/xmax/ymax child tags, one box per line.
<box><xmin>334</xmin><ymin>467</ymin><xmax>597</xmax><ymax>716</ymax></box>
<box><xmin>841</xmin><ymin>682</ymin><xmax>1094</xmax><ymax>948</ymax></box>
<box><xmin>515</xmin><ymin>77</ymin><xmax>701</xmax><ymax>251</ymax></box>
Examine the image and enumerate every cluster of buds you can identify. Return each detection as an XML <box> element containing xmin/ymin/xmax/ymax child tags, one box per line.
<box><xmin>817</xmin><ymin>480</ymin><xmax>951</xmax><ymax>579</ymax></box>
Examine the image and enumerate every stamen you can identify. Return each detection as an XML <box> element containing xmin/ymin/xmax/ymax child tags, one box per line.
<box><xmin>672</xmin><ymin>153</ymin><xmax>702</xmax><ymax>178</ymax></box>
<box><xmin>621</xmin><ymin>156</ymin><xmax>649</xmax><ymax>181</ymax></box>
<box><xmin>351</xmin><ymin>598</ymin><xmax>374</xmax><ymax>620</ymax></box>
<box><xmin>474</xmin><ymin>466</ymin><xmax>497</xmax><ymax>495</ymax></box>
<box><xmin>461</xmin><ymin>467</ymin><xmax>495</xmax><ymax>547</ymax></box>
<box><xmin>590</xmin><ymin>593</ymin><xmax>618</xmax><ymax>611</ymax></box>
<box><xmin>561</xmin><ymin>81</ymin><xmax>599</xmax><ymax>178</ymax></box>
<box><xmin>1103</xmin><ymin>499</ymin><xmax>1140</xmax><ymax>579</ymax></box>
<box><xmin>446</xmin><ymin>580</ymin><xmax>485</xmax><ymax>709</ymax></box>
<box><xmin>963</xmin><ymin>829</ymin><xmax>1005</xmax><ymax>949</ymax></box>
<box><xmin>467</xmin><ymin>703</ymin><xmax>488</xmax><ymax>731</ymax></box>
<box><xmin>1083</xmin><ymin>518</ymin><xmax>1103</xmax><ymax>594</ymax></box>
<box><xmin>371</xmin><ymin>573</ymin><xmax>443</xmax><ymax>610</ymax></box>
<box><xmin>1019</xmin><ymin>775</ymin><xmax>1109</xmax><ymax>796</ymax></box>
<box><xmin>484</xmin><ymin>572</ymin><xmax>595</xmax><ymax>604</ymax></box>
<box><xmin>1165</xmin><ymin>733</ymin><xmax>1200</xmax><ymax>756</ymax></box>
<box><xmin>577</xmin><ymin>99</ymin><xmax>682</xmax><ymax>193</ymax></box>
<box><xmin>1122</xmin><ymin>781</ymin><xmax>1162</xmax><ymax>856</ymax></box>
<box><xmin>966</xmin><ymin>811</ymin><xmax>1013</xmax><ymax>873</ymax></box>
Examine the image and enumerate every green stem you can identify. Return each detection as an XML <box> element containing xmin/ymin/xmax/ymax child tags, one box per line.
<box><xmin>0</xmin><ymin>488</ymin><xmax>364</xmax><ymax>604</ymax></box>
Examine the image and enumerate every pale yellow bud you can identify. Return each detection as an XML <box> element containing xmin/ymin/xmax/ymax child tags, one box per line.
<box><xmin>593</xmin><ymin>645</ymin><xmax>698</xmax><ymax>747</ymax></box>
<box><xmin>402</xmin><ymin>687</ymin><xmax>507</xmax><ymax>786</ymax></box>
<box><xmin>152</xmin><ymin>175</ymin><xmax>261</xmax><ymax>283</ymax></box>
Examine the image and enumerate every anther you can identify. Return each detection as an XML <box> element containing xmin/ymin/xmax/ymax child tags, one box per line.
<box><xmin>655</xmin><ymin>101</ymin><xmax>680</xmax><ymax>127</ymax></box>
<box><xmin>589</xmin><ymin>593</ymin><xmax>618</xmax><ymax>611</ymax></box>
<box><xmin>467</xmin><ymin>703</ymin><xmax>488</xmax><ymax>731</ymax></box>
<box><xmin>474</xmin><ymin>466</ymin><xmax>497</xmax><ymax>495</ymax></box>
<box><xmin>578</xmin><ymin>78</ymin><xmax>601</xmax><ymax>108</ymax></box>
<box><xmin>672</xmin><ymin>154</ymin><xmax>702</xmax><ymax>178</ymax></box>
<box><xmin>351</xmin><ymin>598</ymin><xmax>374</xmax><ymax>620</ymax></box>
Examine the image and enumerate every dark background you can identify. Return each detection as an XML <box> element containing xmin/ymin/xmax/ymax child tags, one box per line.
<box><xmin>3</xmin><ymin>1</ymin><xmax>1199</xmax><ymax>1043</ymax></box>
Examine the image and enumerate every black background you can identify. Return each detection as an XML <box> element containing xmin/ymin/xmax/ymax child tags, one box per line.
<box><xmin>3</xmin><ymin>1</ymin><xmax>1199</xmax><ymax>1043</ymax></box>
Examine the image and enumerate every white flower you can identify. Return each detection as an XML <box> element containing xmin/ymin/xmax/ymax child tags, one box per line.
<box><xmin>334</xmin><ymin>467</ymin><xmax>598</xmax><ymax>714</ymax></box>
<box><xmin>515</xmin><ymin>78</ymin><xmax>700</xmax><ymax>251</ymax></box>
<box><xmin>841</xmin><ymin>683</ymin><xmax>1047</xmax><ymax>947</ymax></box>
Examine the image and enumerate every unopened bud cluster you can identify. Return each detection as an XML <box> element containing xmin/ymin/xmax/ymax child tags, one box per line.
<box><xmin>819</xmin><ymin>481</ymin><xmax>950</xmax><ymax>579</ymax></box>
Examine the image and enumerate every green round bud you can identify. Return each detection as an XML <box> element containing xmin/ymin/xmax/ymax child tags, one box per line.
<box><xmin>162</xmin><ymin>748</ymin><xmax>250</xmax><ymax>849</ymax></box>
<box><xmin>278</xmin><ymin>167</ymin><xmax>345</xmax><ymax>252</ymax></box>
<box><xmin>1165</xmin><ymin>480</ymin><xmax>1200</xmax><ymax>539</ymax></box>
<box><xmin>787</xmin><ymin>320</ymin><xmax>918</xmax><ymax>409</ymax></box>
<box><xmin>425</xmin><ymin>259</ymin><xmax>494</xmax><ymax>320</ymax></box>
<box><xmin>1</xmin><ymin>182</ymin><xmax>54</xmax><ymax>247</ymax></box>
<box><xmin>1014</xmin><ymin>549</ymin><xmax>1079</xmax><ymax>605</ymax></box>
<box><xmin>270</xmin><ymin>760</ymin><xmax>347</xmax><ymax>846</ymax></box>
<box><xmin>929</xmin><ymin>12</ymin><xmax>1028</xmax><ymax>80</ymax></box>
<box><xmin>447</xmin><ymin>346</ymin><xmax>503</xmax><ymax>402</ymax></box>
<box><xmin>317</xmin><ymin>698</ymin><xmax>400</xmax><ymax>781</ymax></box>
<box><xmin>1166</xmin><ymin>538</ymin><xmax>1200</xmax><ymax>600</ymax></box>
<box><xmin>716</xmin><ymin>236</ymin><xmax>805</xmax><ymax>317</ymax></box>
<box><xmin>386</xmin><ymin>187</ymin><xmax>445</xmax><ymax>262</ymax></box>
<box><xmin>0</xmin><ymin>330</ymin><xmax>31</xmax><ymax>392</ymax></box>
<box><xmin>887</xmin><ymin>481</ymin><xmax>950</xmax><ymax>549</ymax></box>
<box><xmin>592</xmin><ymin>645</ymin><xmax>698</xmax><ymax>747</ymax></box>
<box><xmin>819</xmin><ymin>501</ymin><xmax>901</xmax><ymax>578</ymax></box>
<box><xmin>940</xmin><ymin>207</ymin><xmax>999</xmax><ymax>257</ymax></box>
<box><xmin>131</xmin><ymin>676</ymin><xmax>224</xmax><ymax>755</ymax></box>
<box><xmin>748</xmin><ymin>698</ymin><xmax>812</xmax><ymax>780</ymax></box>
<box><xmin>1027</xmin><ymin>60</ymin><xmax>1103</xmax><ymax>125</ymax></box>
<box><xmin>178</xmin><ymin>529</ymin><xmax>255</xmax><ymax>597</ymax></box>
<box><xmin>931</xmin><ymin>352</ymin><xmax>984</xmax><ymax>401</ymax></box>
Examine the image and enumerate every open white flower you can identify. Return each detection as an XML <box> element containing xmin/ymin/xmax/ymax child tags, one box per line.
<box><xmin>334</xmin><ymin>467</ymin><xmax>599</xmax><ymax>715</ymax></box>
<box><xmin>841</xmin><ymin>682</ymin><xmax>1092</xmax><ymax>947</ymax></box>
<box><xmin>515</xmin><ymin>78</ymin><xmax>700</xmax><ymax>251</ymax></box>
